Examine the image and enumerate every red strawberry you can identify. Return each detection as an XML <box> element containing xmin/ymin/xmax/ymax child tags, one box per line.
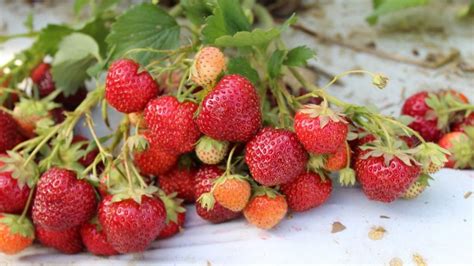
<box><xmin>324</xmin><ymin>143</ymin><xmax>349</xmax><ymax>171</ymax></box>
<box><xmin>159</xmin><ymin>167</ymin><xmax>197</xmax><ymax>203</ymax></box>
<box><xmin>451</xmin><ymin>113</ymin><xmax>474</xmax><ymax>133</ymax></box>
<box><xmin>105</xmin><ymin>59</ymin><xmax>160</xmax><ymax>114</ymax></box>
<box><xmin>72</xmin><ymin>135</ymin><xmax>99</xmax><ymax>167</ymax></box>
<box><xmin>405</xmin><ymin>116</ymin><xmax>442</xmax><ymax>142</ymax></box>
<box><xmin>30</xmin><ymin>63</ymin><xmax>55</xmax><ymax>97</ymax></box>
<box><xmin>438</xmin><ymin>132</ymin><xmax>474</xmax><ymax>168</ymax></box>
<box><xmin>32</xmin><ymin>168</ymin><xmax>97</xmax><ymax>230</ymax></box>
<box><xmin>245</xmin><ymin>128</ymin><xmax>308</xmax><ymax>186</ymax></box>
<box><xmin>350</xmin><ymin>133</ymin><xmax>376</xmax><ymax>157</ymax></box>
<box><xmin>281</xmin><ymin>172</ymin><xmax>332</xmax><ymax>212</ymax></box>
<box><xmin>194</xmin><ymin>165</ymin><xmax>240</xmax><ymax>223</ymax></box>
<box><xmin>80</xmin><ymin>220</ymin><xmax>118</xmax><ymax>256</ymax></box>
<box><xmin>144</xmin><ymin>96</ymin><xmax>201</xmax><ymax>154</ymax></box>
<box><xmin>157</xmin><ymin>211</ymin><xmax>185</xmax><ymax>239</ymax></box>
<box><xmin>0</xmin><ymin>111</ymin><xmax>24</xmax><ymax>153</ymax></box>
<box><xmin>196</xmin><ymin>74</ymin><xmax>261</xmax><ymax>142</ymax></box>
<box><xmin>36</xmin><ymin>225</ymin><xmax>83</xmax><ymax>254</ymax></box>
<box><xmin>98</xmin><ymin>195</ymin><xmax>166</xmax><ymax>253</ymax></box>
<box><xmin>191</xmin><ymin>46</ymin><xmax>226</xmax><ymax>88</ymax></box>
<box><xmin>294</xmin><ymin>106</ymin><xmax>348</xmax><ymax>154</ymax></box>
<box><xmin>354</xmin><ymin>151</ymin><xmax>421</xmax><ymax>202</ymax></box>
<box><xmin>134</xmin><ymin>131</ymin><xmax>178</xmax><ymax>176</ymax></box>
<box><xmin>0</xmin><ymin>161</ymin><xmax>30</xmax><ymax>214</ymax></box>
<box><xmin>402</xmin><ymin>91</ymin><xmax>432</xmax><ymax>117</ymax></box>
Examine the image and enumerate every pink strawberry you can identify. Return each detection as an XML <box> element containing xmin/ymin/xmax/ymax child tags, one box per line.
<box><xmin>354</xmin><ymin>151</ymin><xmax>421</xmax><ymax>202</ymax></box>
<box><xmin>281</xmin><ymin>172</ymin><xmax>332</xmax><ymax>212</ymax></box>
<box><xmin>294</xmin><ymin>105</ymin><xmax>348</xmax><ymax>154</ymax></box>
<box><xmin>144</xmin><ymin>96</ymin><xmax>201</xmax><ymax>154</ymax></box>
<box><xmin>0</xmin><ymin>111</ymin><xmax>24</xmax><ymax>153</ymax></box>
<box><xmin>105</xmin><ymin>59</ymin><xmax>160</xmax><ymax>113</ymax></box>
<box><xmin>32</xmin><ymin>168</ymin><xmax>97</xmax><ymax>230</ymax></box>
<box><xmin>194</xmin><ymin>165</ymin><xmax>240</xmax><ymax>223</ymax></box>
<box><xmin>36</xmin><ymin>225</ymin><xmax>83</xmax><ymax>254</ymax></box>
<box><xmin>98</xmin><ymin>195</ymin><xmax>166</xmax><ymax>253</ymax></box>
<box><xmin>159</xmin><ymin>167</ymin><xmax>197</xmax><ymax>203</ymax></box>
<box><xmin>80</xmin><ymin>219</ymin><xmax>118</xmax><ymax>256</ymax></box>
<box><xmin>134</xmin><ymin>131</ymin><xmax>179</xmax><ymax>176</ymax></box>
<box><xmin>196</xmin><ymin>74</ymin><xmax>261</xmax><ymax>142</ymax></box>
<box><xmin>245</xmin><ymin>128</ymin><xmax>308</xmax><ymax>186</ymax></box>
<box><xmin>191</xmin><ymin>46</ymin><xmax>226</xmax><ymax>88</ymax></box>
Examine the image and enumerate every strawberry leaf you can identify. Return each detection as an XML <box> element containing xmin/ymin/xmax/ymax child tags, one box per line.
<box><xmin>106</xmin><ymin>3</ymin><xmax>180</xmax><ymax>66</ymax></box>
<box><xmin>181</xmin><ymin>0</ymin><xmax>214</xmax><ymax>26</ymax></box>
<box><xmin>51</xmin><ymin>33</ymin><xmax>100</xmax><ymax>96</ymax></box>
<box><xmin>366</xmin><ymin>0</ymin><xmax>428</xmax><ymax>25</ymax></box>
<box><xmin>284</xmin><ymin>46</ymin><xmax>316</xmax><ymax>67</ymax></box>
<box><xmin>227</xmin><ymin>57</ymin><xmax>260</xmax><ymax>85</ymax></box>
<box><xmin>267</xmin><ymin>49</ymin><xmax>287</xmax><ymax>79</ymax></box>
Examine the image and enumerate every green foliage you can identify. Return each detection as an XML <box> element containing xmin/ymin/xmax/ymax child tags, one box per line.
<box><xmin>202</xmin><ymin>0</ymin><xmax>251</xmax><ymax>44</ymax></box>
<box><xmin>284</xmin><ymin>46</ymin><xmax>316</xmax><ymax>67</ymax></box>
<box><xmin>366</xmin><ymin>0</ymin><xmax>429</xmax><ymax>25</ymax></box>
<box><xmin>267</xmin><ymin>49</ymin><xmax>287</xmax><ymax>79</ymax></box>
<box><xmin>23</xmin><ymin>12</ymin><xmax>34</xmax><ymax>32</ymax></box>
<box><xmin>227</xmin><ymin>57</ymin><xmax>260</xmax><ymax>85</ymax></box>
<box><xmin>52</xmin><ymin>33</ymin><xmax>100</xmax><ymax>96</ymax></box>
<box><xmin>181</xmin><ymin>0</ymin><xmax>215</xmax><ymax>25</ymax></box>
<box><xmin>106</xmin><ymin>3</ymin><xmax>180</xmax><ymax>65</ymax></box>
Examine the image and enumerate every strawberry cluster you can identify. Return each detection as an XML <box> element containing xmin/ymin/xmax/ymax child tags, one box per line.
<box><xmin>0</xmin><ymin>1</ymin><xmax>465</xmax><ymax>257</ymax></box>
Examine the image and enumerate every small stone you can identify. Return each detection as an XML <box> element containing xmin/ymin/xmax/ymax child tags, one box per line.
<box><xmin>412</xmin><ymin>253</ymin><xmax>427</xmax><ymax>266</ymax></box>
<box><xmin>380</xmin><ymin>215</ymin><xmax>390</xmax><ymax>219</ymax></box>
<box><xmin>368</xmin><ymin>226</ymin><xmax>386</xmax><ymax>240</ymax></box>
<box><xmin>331</xmin><ymin>221</ymin><xmax>346</xmax><ymax>233</ymax></box>
<box><xmin>464</xmin><ymin>191</ymin><xmax>472</xmax><ymax>199</ymax></box>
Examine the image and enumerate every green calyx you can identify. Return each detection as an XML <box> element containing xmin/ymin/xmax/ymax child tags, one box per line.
<box><xmin>372</xmin><ymin>74</ymin><xmax>388</xmax><ymax>89</ymax></box>
<box><xmin>252</xmin><ymin>185</ymin><xmax>280</xmax><ymax>199</ymax></box>
<box><xmin>14</xmin><ymin>96</ymin><xmax>60</xmax><ymax>118</ymax></box>
<box><xmin>361</xmin><ymin>141</ymin><xmax>417</xmax><ymax>167</ymax></box>
<box><xmin>308</xmin><ymin>154</ymin><xmax>327</xmax><ymax>171</ymax></box>
<box><xmin>0</xmin><ymin>214</ymin><xmax>35</xmax><ymax>239</ymax></box>
<box><xmin>339</xmin><ymin>167</ymin><xmax>356</xmax><ymax>186</ymax></box>
<box><xmin>412</xmin><ymin>142</ymin><xmax>449</xmax><ymax>173</ymax></box>
<box><xmin>449</xmin><ymin>133</ymin><xmax>474</xmax><ymax>169</ymax></box>
<box><xmin>425</xmin><ymin>92</ymin><xmax>472</xmax><ymax>131</ymax></box>
<box><xmin>0</xmin><ymin>151</ymin><xmax>39</xmax><ymax>189</ymax></box>
<box><xmin>197</xmin><ymin>192</ymin><xmax>216</xmax><ymax>211</ymax></box>
<box><xmin>299</xmin><ymin>102</ymin><xmax>347</xmax><ymax>129</ymax></box>
<box><xmin>157</xmin><ymin>191</ymin><xmax>186</xmax><ymax>224</ymax></box>
<box><xmin>39</xmin><ymin>136</ymin><xmax>88</xmax><ymax>175</ymax></box>
<box><xmin>196</xmin><ymin>135</ymin><xmax>229</xmax><ymax>154</ymax></box>
<box><xmin>415</xmin><ymin>173</ymin><xmax>433</xmax><ymax>187</ymax></box>
<box><xmin>126</xmin><ymin>134</ymin><xmax>149</xmax><ymax>153</ymax></box>
<box><xmin>110</xmin><ymin>185</ymin><xmax>159</xmax><ymax>204</ymax></box>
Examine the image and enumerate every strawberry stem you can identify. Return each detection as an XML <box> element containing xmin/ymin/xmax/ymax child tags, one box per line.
<box><xmin>18</xmin><ymin>185</ymin><xmax>35</xmax><ymax>223</ymax></box>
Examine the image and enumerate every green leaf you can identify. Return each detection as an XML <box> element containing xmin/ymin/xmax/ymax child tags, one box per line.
<box><xmin>366</xmin><ymin>0</ymin><xmax>429</xmax><ymax>25</ymax></box>
<box><xmin>94</xmin><ymin>0</ymin><xmax>121</xmax><ymax>16</ymax></box>
<box><xmin>106</xmin><ymin>3</ymin><xmax>180</xmax><ymax>66</ymax></box>
<box><xmin>267</xmin><ymin>49</ymin><xmax>287</xmax><ymax>79</ymax></box>
<box><xmin>212</xmin><ymin>13</ymin><xmax>296</xmax><ymax>49</ymax></box>
<box><xmin>52</xmin><ymin>33</ymin><xmax>99</xmax><ymax>96</ymax></box>
<box><xmin>284</xmin><ymin>46</ymin><xmax>315</xmax><ymax>67</ymax></box>
<box><xmin>74</xmin><ymin>0</ymin><xmax>89</xmax><ymax>16</ymax></box>
<box><xmin>33</xmin><ymin>24</ymin><xmax>74</xmax><ymax>54</ymax></box>
<box><xmin>181</xmin><ymin>0</ymin><xmax>215</xmax><ymax>25</ymax></box>
<box><xmin>23</xmin><ymin>12</ymin><xmax>34</xmax><ymax>32</ymax></box>
<box><xmin>202</xmin><ymin>0</ymin><xmax>251</xmax><ymax>44</ymax></box>
<box><xmin>80</xmin><ymin>16</ymin><xmax>112</xmax><ymax>56</ymax></box>
<box><xmin>227</xmin><ymin>57</ymin><xmax>260</xmax><ymax>86</ymax></box>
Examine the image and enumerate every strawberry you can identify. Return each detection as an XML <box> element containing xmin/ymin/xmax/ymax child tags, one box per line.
<box><xmin>157</xmin><ymin>211</ymin><xmax>185</xmax><ymax>239</ymax></box>
<box><xmin>0</xmin><ymin>214</ymin><xmax>34</xmax><ymax>255</ymax></box>
<box><xmin>245</xmin><ymin>128</ymin><xmax>308</xmax><ymax>186</ymax></box>
<box><xmin>294</xmin><ymin>105</ymin><xmax>349</xmax><ymax>154</ymax></box>
<box><xmin>144</xmin><ymin>96</ymin><xmax>201</xmax><ymax>154</ymax></box>
<box><xmin>0</xmin><ymin>162</ymin><xmax>30</xmax><ymax>214</ymax></box>
<box><xmin>32</xmin><ymin>168</ymin><xmax>97</xmax><ymax>230</ymax></box>
<box><xmin>195</xmin><ymin>135</ymin><xmax>229</xmax><ymax>165</ymax></box>
<box><xmin>243</xmin><ymin>190</ymin><xmax>288</xmax><ymax>230</ymax></box>
<box><xmin>159</xmin><ymin>166</ymin><xmax>197</xmax><ymax>203</ymax></box>
<box><xmin>12</xmin><ymin>97</ymin><xmax>59</xmax><ymax>138</ymax></box>
<box><xmin>191</xmin><ymin>46</ymin><xmax>226</xmax><ymax>88</ymax></box>
<box><xmin>354</xmin><ymin>151</ymin><xmax>421</xmax><ymax>202</ymax></box>
<box><xmin>451</xmin><ymin>113</ymin><xmax>474</xmax><ymax>133</ymax></box>
<box><xmin>36</xmin><ymin>225</ymin><xmax>83</xmax><ymax>254</ymax></box>
<box><xmin>105</xmin><ymin>59</ymin><xmax>160</xmax><ymax>114</ymax></box>
<box><xmin>0</xmin><ymin>111</ymin><xmax>24</xmax><ymax>153</ymax></box>
<box><xmin>194</xmin><ymin>165</ymin><xmax>240</xmax><ymax>223</ymax></box>
<box><xmin>80</xmin><ymin>219</ymin><xmax>118</xmax><ymax>256</ymax></box>
<box><xmin>72</xmin><ymin>135</ymin><xmax>99</xmax><ymax>167</ymax></box>
<box><xmin>98</xmin><ymin>195</ymin><xmax>166</xmax><ymax>253</ymax></box>
<box><xmin>156</xmin><ymin>192</ymin><xmax>186</xmax><ymax>239</ymax></box>
<box><xmin>401</xmin><ymin>92</ymin><xmax>442</xmax><ymax>142</ymax></box>
<box><xmin>324</xmin><ymin>142</ymin><xmax>349</xmax><ymax>171</ymax></box>
<box><xmin>30</xmin><ymin>63</ymin><xmax>55</xmax><ymax>97</ymax></box>
<box><xmin>196</xmin><ymin>74</ymin><xmax>262</xmax><ymax>142</ymax></box>
<box><xmin>438</xmin><ymin>89</ymin><xmax>469</xmax><ymax>104</ymax></box>
<box><xmin>134</xmin><ymin>131</ymin><xmax>179</xmax><ymax>176</ymax></box>
<box><xmin>437</xmin><ymin>132</ymin><xmax>474</xmax><ymax>169</ymax></box>
<box><xmin>281</xmin><ymin>172</ymin><xmax>332</xmax><ymax>212</ymax></box>
<box><xmin>401</xmin><ymin>174</ymin><xmax>431</xmax><ymax>200</ymax></box>
<box><xmin>213</xmin><ymin>176</ymin><xmax>251</xmax><ymax>212</ymax></box>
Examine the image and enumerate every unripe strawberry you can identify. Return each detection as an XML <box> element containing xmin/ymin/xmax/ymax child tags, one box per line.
<box><xmin>0</xmin><ymin>214</ymin><xmax>34</xmax><ymax>255</ymax></box>
<box><xmin>213</xmin><ymin>176</ymin><xmax>251</xmax><ymax>212</ymax></box>
<box><xmin>195</xmin><ymin>136</ymin><xmax>230</xmax><ymax>165</ymax></box>
<box><xmin>401</xmin><ymin>174</ymin><xmax>431</xmax><ymax>200</ymax></box>
<box><xmin>243</xmin><ymin>193</ymin><xmax>287</xmax><ymax>230</ymax></box>
<box><xmin>191</xmin><ymin>47</ymin><xmax>226</xmax><ymax>88</ymax></box>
